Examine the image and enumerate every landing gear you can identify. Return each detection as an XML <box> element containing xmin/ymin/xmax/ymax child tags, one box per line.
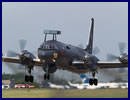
<box><xmin>30</xmin><ymin>75</ymin><xmax>34</xmax><ymax>82</ymax></box>
<box><xmin>25</xmin><ymin>75</ymin><xmax>34</xmax><ymax>82</ymax></box>
<box><xmin>42</xmin><ymin>63</ymin><xmax>57</xmax><ymax>80</ymax></box>
<box><xmin>44</xmin><ymin>73</ymin><xmax>50</xmax><ymax>80</ymax></box>
<box><xmin>93</xmin><ymin>78</ymin><xmax>98</xmax><ymax>86</ymax></box>
<box><xmin>89</xmin><ymin>78</ymin><xmax>98</xmax><ymax>86</ymax></box>
<box><xmin>25</xmin><ymin>67</ymin><xmax>34</xmax><ymax>82</ymax></box>
<box><xmin>89</xmin><ymin>78</ymin><xmax>93</xmax><ymax>85</ymax></box>
<box><xmin>25</xmin><ymin>75</ymin><xmax>29</xmax><ymax>82</ymax></box>
<box><xmin>89</xmin><ymin>72</ymin><xmax>98</xmax><ymax>86</ymax></box>
<box><xmin>43</xmin><ymin>64</ymin><xmax>51</xmax><ymax>80</ymax></box>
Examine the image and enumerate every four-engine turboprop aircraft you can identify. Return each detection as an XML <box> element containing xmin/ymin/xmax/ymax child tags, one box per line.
<box><xmin>2</xmin><ymin>18</ymin><xmax>128</xmax><ymax>86</ymax></box>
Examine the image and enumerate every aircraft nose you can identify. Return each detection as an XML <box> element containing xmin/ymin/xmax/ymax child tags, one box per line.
<box><xmin>38</xmin><ymin>50</ymin><xmax>57</xmax><ymax>62</ymax></box>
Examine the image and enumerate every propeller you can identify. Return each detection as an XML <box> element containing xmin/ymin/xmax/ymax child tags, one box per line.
<box><xmin>118</xmin><ymin>42</ymin><xmax>126</xmax><ymax>54</ymax></box>
<box><xmin>77</xmin><ymin>44</ymin><xmax>84</xmax><ymax>49</ymax></box>
<box><xmin>5</xmin><ymin>63</ymin><xmax>25</xmax><ymax>74</ymax></box>
<box><xmin>7</xmin><ymin>40</ymin><xmax>27</xmax><ymax>57</ymax></box>
<box><xmin>107</xmin><ymin>42</ymin><xmax>127</xmax><ymax>61</ymax></box>
<box><xmin>107</xmin><ymin>42</ymin><xmax>128</xmax><ymax>73</ymax></box>
<box><xmin>7</xmin><ymin>50</ymin><xmax>19</xmax><ymax>57</ymax></box>
<box><xmin>19</xmin><ymin>39</ymin><xmax>27</xmax><ymax>51</ymax></box>
<box><xmin>107</xmin><ymin>54</ymin><xmax>119</xmax><ymax>61</ymax></box>
<box><xmin>5</xmin><ymin>40</ymin><xmax>29</xmax><ymax>73</ymax></box>
<box><xmin>93</xmin><ymin>46</ymin><xmax>100</xmax><ymax>55</ymax></box>
<box><xmin>77</xmin><ymin>44</ymin><xmax>100</xmax><ymax>55</ymax></box>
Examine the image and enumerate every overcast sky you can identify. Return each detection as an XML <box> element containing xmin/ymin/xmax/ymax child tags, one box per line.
<box><xmin>2</xmin><ymin>2</ymin><xmax>128</xmax><ymax>81</ymax></box>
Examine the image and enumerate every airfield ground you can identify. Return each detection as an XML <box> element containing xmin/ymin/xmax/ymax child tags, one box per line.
<box><xmin>2</xmin><ymin>88</ymin><xmax>128</xmax><ymax>98</ymax></box>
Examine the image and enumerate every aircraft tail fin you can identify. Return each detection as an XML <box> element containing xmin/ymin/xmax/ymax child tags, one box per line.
<box><xmin>80</xmin><ymin>74</ymin><xmax>89</xmax><ymax>84</ymax></box>
<box><xmin>85</xmin><ymin>18</ymin><xmax>94</xmax><ymax>54</ymax></box>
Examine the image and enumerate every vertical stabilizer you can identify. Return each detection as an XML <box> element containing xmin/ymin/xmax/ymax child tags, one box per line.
<box><xmin>80</xmin><ymin>74</ymin><xmax>89</xmax><ymax>84</ymax></box>
<box><xmin>85</xmin><ymin>18</ymin><xmax>94</xmax><ymax>54</ymax></box>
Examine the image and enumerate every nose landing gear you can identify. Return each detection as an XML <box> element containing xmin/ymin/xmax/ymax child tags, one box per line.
<box><xmin>44</xmin><ymin>73</ymin><xmax>50</xmax><ymax>80</ymax></box>
<box><xmin>43</xmin><ymin>63</ymin><xmax>57</xmax><ymax>80</ymax></box>
<box><xmin>44</xmin><ymin>64</ymin><xmax>50</xmax><ymax>80</ymax></box>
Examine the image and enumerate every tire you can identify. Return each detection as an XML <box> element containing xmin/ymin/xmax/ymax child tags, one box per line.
<box><xmin>30</xmin><ymin>75</ymin><xmax>34</xmax><ymax>83</ymax></box>
<box><xmin>44</xmin><ymin>74</ymin><xmax>47</xmax><ymax>80</ymax></box>
<box><xmin>89</xmin><ymin>78</ymin><xmax>93</xmax><ymax>85</ymax></box>
<box><xmin>93</xmin><ymin>78</ymin><xmax>98</xmax><ymax>86</ymax></box>
<box><xmin>47</xmin><ymin>74</ymin><xmax>50</xmax><ymax>80</ymax></box>
<box><xmin>25</xmin><ymin>75</ymin><xmax>29</xmax><ymax>82</ymax></box>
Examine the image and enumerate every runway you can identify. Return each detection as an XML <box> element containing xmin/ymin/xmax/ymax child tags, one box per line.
<box><xmin>2</xmin><ymin>88</ymin><xmax>128</xmax><ymax>98</ymax></box>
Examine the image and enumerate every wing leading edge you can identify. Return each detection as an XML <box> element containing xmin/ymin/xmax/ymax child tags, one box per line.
<box><xmin>2</xmin><ymin>56</ymin><xmax>128</xmax><ymax>69</ymax></box>
<box><xmin>97</xmin><ymin>61</ymin><xmax>128</xmax><ymax>69</ymax></box>
<box><xmin>72</xmin><ymin>61</ymin><xmax>128</xmax><ymax>69</ymax></box>
<box><xmin>2</xmin><ymin>56</ymin><xmax>43</xmax><ymax>67</ymax></box>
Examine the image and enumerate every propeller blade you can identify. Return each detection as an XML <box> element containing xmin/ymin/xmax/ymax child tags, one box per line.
<box><xmin>107</xmin><ymin>54</ymin><xmax>119</xmax><ymax>61</ymax></box>
<box><xmin>118</xmin><ymin>42</ymin><xmax>126</xmax><ymax>54</ymax></box>
<box><xmin>118</xmin><ymin>68</ymin><xmax>127</xmax><ymax>73</ymax></box>
<box><xmin>31</xmin><ymin>51</ymin><xmax>37</xmax><ymax>58</ymax></box>
<box><xmin>16</xmin><ymin>64</ymin><xmax>25</xmax><ymax>73</ymax></box>
<box><xmin>7</xmin><ymin>50</ymin><xmax>19</xmax><ymax>57</ymax></box>
<box><xmin>77</xmin><ymin>44</ymin><xmax>84</xmax><ymax>49</ymax></box>
<box><xmin>19</xmin><ymin>39</ymin><xmax>27</xmax><ymax>51</ymax></box>
<box><xmin>93</xmin><ymin>46</ymin><xmax>100</xmax><ymax>55</ymax></box>
<box><xmin>5</xmin><ymin>62</ymin><xmax>25</xmax><ymax>74</ymax></box>
<box><xmin>18</xmin><ymin>64</ymin><xmax>25</xmax><ymax>70</ymax></box>
<box><xmin>4</xmin><ymin>63</ymin><xmax>18</xmax><ymax>74</ymax></box>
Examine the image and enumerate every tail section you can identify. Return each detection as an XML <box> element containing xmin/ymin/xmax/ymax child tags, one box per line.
<box><xmin>85</xmin><ymin>18</ymin><xmax>94</xmax><ymax>54</ymax></box>
<box><xmin>80</xmin><ymin>74</ymin><xmax>89</xmax><ymax>84</ymax></box>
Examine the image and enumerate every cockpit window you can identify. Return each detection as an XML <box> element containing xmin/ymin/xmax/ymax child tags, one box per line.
<box><xmin>40</xmin><ymin>45</ymin><xmax>56</xmax><ymax>50</ymax></box>
<box><xmin>66</xmin><ymin>46</ymin><xmax>70</xmax><ymax>49</ymax></box>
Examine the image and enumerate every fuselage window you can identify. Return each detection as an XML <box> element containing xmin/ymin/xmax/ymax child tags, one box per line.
<box><xmin>40</xmin><ymin>45</ymin><xmax>43</xmax><ymax>48</ymax></box>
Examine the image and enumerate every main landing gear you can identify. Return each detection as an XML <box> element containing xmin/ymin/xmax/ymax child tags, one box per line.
<box><xmin>89</xmin><ymin>72</ymin><xmax>98</xmax><ymax>86</ymax></box>
<box><xmin>25</xmin><ymin>67</ymin><xmax>34</xmax><ymax>82</ymax></box>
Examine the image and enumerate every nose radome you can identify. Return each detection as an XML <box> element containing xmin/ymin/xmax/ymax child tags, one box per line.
<box><xmin>38</xmin><ymin>50</ymin><xmax>54</xmax><ymax>61</ymax></box>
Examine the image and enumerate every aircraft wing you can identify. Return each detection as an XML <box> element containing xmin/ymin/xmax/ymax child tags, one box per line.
<box><xmin>97</xmin><ymin>61</ymin><xmax>128</xmax><ymax>69</ymax></box>
<box><xmin>2</xmin><ymin>56</ymin><xmax>43</xmax><ymax>66</ymax></box>
<box><xmin>72</xmin><ymin>61</ymin><xmax>128</xmax><ymax>69</ymax></box>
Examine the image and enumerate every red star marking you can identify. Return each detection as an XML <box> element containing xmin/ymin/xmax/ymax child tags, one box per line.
<box><xmin>61</xmin><ymin>50</ymin><xmax>65</xmax><ymax>56</ymax></box>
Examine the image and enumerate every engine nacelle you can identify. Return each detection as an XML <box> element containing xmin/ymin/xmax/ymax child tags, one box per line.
<box><xmin>119</xmin><ymin>53</ymin><xmax>128</xmax><ymax>64</ymax></box>
<box><xmin>19</xmin><ymin>50</ymin><xmax>35</xmax><ymax>67</ymax></box>
<box><xmin>83</xmin><ymin>55</ymin><xmax>99</xmax><ymax>71</ymax></box>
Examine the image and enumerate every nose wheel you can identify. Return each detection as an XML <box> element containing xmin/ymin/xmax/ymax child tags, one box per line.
<box><xmin>25</xmin><ymin>67</ymin><xmax>34</xmax><ymax>82</ymax></box>
<box><xmin>44</xmin><ymin>64</ymin><xmax>51</xmax><ymax>80</ymax></box>
<box><xmin>44</xmin><ymin>73</ymin><xmax>50</xmax><ymax>80</ymax></box>
<box><xmin>89</xmin><ymin>72</ymin><xmax>98</xmax><ymax>86</ymax></box>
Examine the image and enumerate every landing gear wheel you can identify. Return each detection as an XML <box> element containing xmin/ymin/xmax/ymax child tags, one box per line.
<box><xmin>25</xmin><ymin>75</ymin><xmax>34</xmax><ymax>82</ymax></box>
<box><xmin>47</xmin><ymin>74</ymin><xmax>50</xmax><ymax>80</ymax></box>
<box><xmin>44</xmin><ymin>74</ymin><xmax>50</xmax><ymax>80</ymax></box>
<box><xmin>89</xmin><ymin>78</ymin><xmax>93</xmax><ymax>85</ymax></box>
<box><xmin>93</xmin><ymin>78</ymin><xmax>98</xmax><ymax>86</ymax></box>
<box><xmin>25</xmin><ymin>75</ymin><xmax>29</xmax><ymax>82</ymax></box>
<box><xmin>30</xmin><ymin>75</ymin><xmax>34</xmax><ymax>83</ymax></box>
<box><xmin>44</xmin><ymin>74</ymin><xmax>47</xmax><ymax>80</ymax></box>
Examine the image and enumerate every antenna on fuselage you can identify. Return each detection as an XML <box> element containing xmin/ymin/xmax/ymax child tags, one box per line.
<box><xmin>44</xmin><ymin>30</ymin><xmax>61</xmax><ymax>42</ymax></box>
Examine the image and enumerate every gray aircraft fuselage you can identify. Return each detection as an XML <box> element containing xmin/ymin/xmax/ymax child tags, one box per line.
<box><xmin>38</xmin><ymin>40</ymin><xmax>99</xmax><ymax>74</ymax></box>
